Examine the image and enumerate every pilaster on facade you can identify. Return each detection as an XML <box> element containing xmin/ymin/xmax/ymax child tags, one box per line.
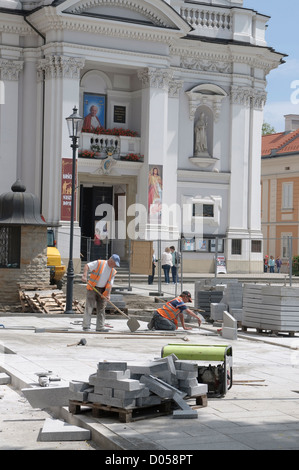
<box><xmin>0</xmin><ymin>58</ymin><xmax>24</xmax><ymax>193</ymax></box>
<box><xmin>137</xmin><ymin>67</ymin><xmax>173</xmax><ymax>92</ymax></box>
<box><xmin>0</xmin><ymin>58</ymin><xmax>23</xmax><ymax>81</ymax></box>
<box><xmin>37</xmin><ymin>55</ymin><xmax>85</xmax><ymax>81</ymax></box>
<box><xmin>230</xmin><ymin>85</ymin><xmax>267</xmax><ymax>109</ymax></box>
<box><xmin>38</xmin><ymin>54</ymin><xmax>85</xmax><ymax>226</ymax></box>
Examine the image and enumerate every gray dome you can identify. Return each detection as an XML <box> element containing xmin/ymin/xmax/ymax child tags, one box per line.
<box><xmin>0</xmin><ymin>179</ymin><xmax>46</xmax><ymax>226</ymax></box>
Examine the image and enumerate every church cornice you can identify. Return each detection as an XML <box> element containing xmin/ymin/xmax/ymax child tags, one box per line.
<box><xmin>0</xmin><ymin>13</ymin><xmax>34</xmax><ymax>35</ymax></box>
<box><xmin>28</xmin><ymin>6</ymin><xmax>186</xmax><ymax>45</ymax></box>
<box><xmin>59</xmin><ymin>0</ymin><xmax>191</xmax><ymax>31</ymax></box>
<box><xmin>64</xmin><ymin>0</ymin><xmax>169</xmax><ymax>28</ymax></box>
<box><xmin>171</xmin><ymin>44</ymin><xmax>282</xmax><ymax>76</ymax></box>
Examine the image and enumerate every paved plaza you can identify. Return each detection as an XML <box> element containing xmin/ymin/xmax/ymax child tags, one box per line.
<box><xmin>1</xmin><ymin>280</ymin><xmax>299</xmax><ymax>451</ymax></box>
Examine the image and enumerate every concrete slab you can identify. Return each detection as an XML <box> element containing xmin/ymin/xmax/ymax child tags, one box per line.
<box><xmin>21</xmin><ymin>386</ymin><xmax>69</xmax><ymax>409</ymax></box>
<box><xmin>40</xmin><ymin>418</ymin><xmax>91</xmax><ymax>441</ymax></box>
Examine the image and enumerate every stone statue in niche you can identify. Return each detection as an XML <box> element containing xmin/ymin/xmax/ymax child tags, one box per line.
<box><xmin>194</xmin><ymin>112</ymin><xmax>209</xmax><ymax>156</ymax></box>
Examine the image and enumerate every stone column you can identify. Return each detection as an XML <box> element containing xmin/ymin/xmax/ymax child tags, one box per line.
<box><xmin>167</xmin><ymin>79</ymin><xmax>183</xmax><ymax>240</ymax></box>
<box><xmin>247</xmin><ymin>89</ymin><xmax>267</xmax><ymax>272</ymax></box>
<box><xmin>0</xmin><ymin>58</ymin><xmax>23</xmax><ymax>192</ymax></box>
<box><xmin>37</xmin><ymin>55</ymin><xmax>85</xmax><ymax>270</ymax></box>
<box><xmin>248</xmin><ymin>89</ymin><xmax>267</xmax><ymax>235</ymax></box>
<box><xmin>227</xmin><ymin>85</ymin><xmax>265</xmax><ymax>272</ymax></box>
<box><xmin>21</xmin><ymin>49</ymin><xmax>41</xmax><ymax>197</ymax></box>
<box><xmin>137</xmin><ymin>67</ymin><xmax>174</xmax><ymax>240</ymax></box>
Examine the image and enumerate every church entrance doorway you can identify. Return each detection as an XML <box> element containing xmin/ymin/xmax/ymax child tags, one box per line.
<box><xmin>79</xmin><ymin>185</ymin><xmax>113</xmax><ymax>261</ymax></box>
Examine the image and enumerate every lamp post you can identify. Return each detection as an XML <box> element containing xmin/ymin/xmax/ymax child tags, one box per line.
<box><xmin>65</xmin><ymin>106</ymin><xmax>83</xmax><ymax>314</ymax></box>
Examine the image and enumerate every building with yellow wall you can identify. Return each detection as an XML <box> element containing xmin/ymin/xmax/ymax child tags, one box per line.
<box><xmin>261</xmin><ymin>115</ymin><xmax>299</xmax><ymax>270</ymax></box>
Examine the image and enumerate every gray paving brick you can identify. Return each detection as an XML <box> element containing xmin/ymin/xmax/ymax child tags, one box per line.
<box><xmin>97</xmin><ymin>369</ymin><xmax>130</xmax><ymax>380</ymax></box>
<box><xmin>97</xmin><ymin>361</ymin><xmax>127</xmax><ymax>371</ymax></box>
<box><xmin>140</xmin><ymin>375</ymin><xmax>174</xmax><ymax>398</ymax></box>
<box><xmin>94</xmin><ymin>377</ymin><xmax>143</xmax><ymax>392</ymax></box>
<box><xmin>173</xmin><ymin>409</ymin><xmax>198</xmax><ymax>419</ymax></box>
<box><xmin>0</xmin><ymin>372</ymin><xmax>11</xmax><ymax>385</ymax></box>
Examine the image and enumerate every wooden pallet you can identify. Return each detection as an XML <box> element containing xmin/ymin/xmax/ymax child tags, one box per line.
<box><xmin>189</xmin><ymin>394</ymin><xmax>208</xmax><ymax>408</ymax></box>
<box><xmin>69</xmin><ymin>399</ymin><xmax>173</xmax><ymax>423</ymax></box>
<box><xmin>241</xmin><ymin>325</ymin><xmax>296</xmax><ymax>337</ymax></box>
<box><xmin>69</xmin><ymin>393</ymin><xmax>207</xmax><ymax>423</ymax></box>
<box><xmin>18</xmin><ymin>288</ymin><xmax>84</xmax><ymax>314</ymax></box>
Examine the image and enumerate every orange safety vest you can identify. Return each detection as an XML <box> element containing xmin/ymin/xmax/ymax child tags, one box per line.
<box><xmin>87</xmin><ymin>260</ymin><xmax>117</xmax><ymax>297</ymax></box>
<box><xmin>156</xmin><ymin>296</ymin><xmax>185</xmax><ymax>329</ymax></box>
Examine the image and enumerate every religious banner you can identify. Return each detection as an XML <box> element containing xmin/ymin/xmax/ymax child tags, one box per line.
<box><xmin>61</xmin><ymin>158</ymin><xmax>76</xmax><ymax>221</ymax></box>
<box><xmin>148</xmin><ymin>165</ymin><xmax>163</xmax><ymax>222</ymax></box>
<box><xmin>83</xmin><ymin>93</ymin><xmax>106</xmax><ymax>131</ymax></box>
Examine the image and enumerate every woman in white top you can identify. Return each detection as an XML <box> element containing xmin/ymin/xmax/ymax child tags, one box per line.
<box><xmin>161</xmin><ymin>247</ymin><xmax>172</xmax><ymax>284</ymax></box>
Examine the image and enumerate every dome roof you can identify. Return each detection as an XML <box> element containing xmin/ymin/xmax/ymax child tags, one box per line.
<box><xmin>0</xmin><ymin>179</ymin><xmax>46</xmax><ymax>226</ymax></box>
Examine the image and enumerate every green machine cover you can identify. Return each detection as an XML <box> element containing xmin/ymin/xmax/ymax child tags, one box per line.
<box><xmin>161</xmin><ymin>344</ymin><xmax>232</xmax><ymax>361</ymax></box>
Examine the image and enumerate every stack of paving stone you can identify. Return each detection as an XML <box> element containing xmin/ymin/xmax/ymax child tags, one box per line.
<box><xmin>211</xmin><ymin>282</ymin><xmax>243</xmax><ymax>323</ymax></box>
<box><xmin>69</xmin><ymin>356</ymin><xmax>207</xmax><ymax>419</ymax></box>
<box><xmin>242</xmin><ymin>284</ymin><xmax>299</xmax><ymax>334</ymax></box>
<box><xmin>194</xmin><ymin>289</ymin><xmax>224</xmax><ymax>319</ymax></box>
<box><xmin>222</xmin><ymin>282</ymin><xmax>243</xmax><ymax>321</ymax></box>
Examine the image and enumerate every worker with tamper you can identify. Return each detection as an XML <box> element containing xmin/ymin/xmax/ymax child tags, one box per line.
<box><xmin>147</xmin><ymin>291</ymin><xmax>202</xmax><ymax>331</ymax></box>
<box><xmin>82</xmin><ymin>254</ymin><xmax>120</xmax><ymax>332</ymax></box>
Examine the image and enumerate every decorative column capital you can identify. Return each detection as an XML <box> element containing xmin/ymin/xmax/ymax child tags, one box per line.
<box><xmin>230</xmin><ymin>85</ymin><xmax>267</xmax><ymax>109</ymax></box>
<box><xmin>37</xmin><ymin>55</ymin><xmax>85</xmax><ymax>81</ymax></box>
<box><xmin>169</xmin><ymin>79</ymin><xmax>183</xmax><ymax>98</ymax></box>
<box><xmin>138</xmin><ymin>67</ymin><xmax>173</xmax><ymax>91</ymax></box>
<box><xmin>230</xmin><ymin>85</ymin><xmax>252</xmax><ymax>107</ymax></box>
<box><xmin>252</xmin><ymin>89</ymin><xmax>267</xmax><ymax>110</ymax></box>
<box><xmin>0</xmin><ymin>59</ymin><xmax>23</xmax><ymax>81</ymax></box>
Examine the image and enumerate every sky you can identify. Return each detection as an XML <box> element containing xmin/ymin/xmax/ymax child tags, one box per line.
<box><xmin>243</xmin><ymin>0</ymin><xmax>299</xmax><ymax>132</ymax></box>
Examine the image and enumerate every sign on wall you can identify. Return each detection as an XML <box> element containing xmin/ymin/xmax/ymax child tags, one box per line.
<box><xmin>61</xmin><ymin>158</ymin><xmax>76</xmax><ymax>221</ymax></box>
<box><xmin>113</xmin><ymin>105</ymin><xmax>126</xmax><ymax>124</ymax></box>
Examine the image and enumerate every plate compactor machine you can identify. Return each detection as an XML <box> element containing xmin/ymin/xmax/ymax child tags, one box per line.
<box><xmin>161</xmin><ymin>344</ymin><xmax>233</xmax><ymax>398</ymax></box>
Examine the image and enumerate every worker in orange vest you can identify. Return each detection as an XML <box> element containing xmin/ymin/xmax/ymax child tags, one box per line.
<box><xmin>82</xmin><ymin>254</ymin><xmax>120</xmax><ymax>332</ymax></box>
<box><xmin>147</xmin><ymin>291</ymin><xmax>202</xmax><ymax>331</ymax></box>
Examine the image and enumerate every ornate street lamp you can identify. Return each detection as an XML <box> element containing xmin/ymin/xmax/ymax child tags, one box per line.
<box><xmin>65</xmin><ymin>106</ymin><xmax>83</xmax><ymax>314</ymax></box>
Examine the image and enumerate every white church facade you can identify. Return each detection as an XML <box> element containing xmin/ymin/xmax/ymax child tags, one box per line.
<box><xmin>0</xmin><ymin>0</ymin><xmax>284</xmax><ymax>272</ymax></box>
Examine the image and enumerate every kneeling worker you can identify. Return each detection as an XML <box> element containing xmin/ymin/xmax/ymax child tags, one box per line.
<box><xmin>147</xmin><ymin>291</ymin><xmax>201</xmax><ymax>331</ymax></box>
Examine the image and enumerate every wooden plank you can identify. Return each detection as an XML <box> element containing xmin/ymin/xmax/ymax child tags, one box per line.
<box><xmin>19</xmin><ymin>289</ymin><xmax>84</xmax><ymax>314</ymax></box>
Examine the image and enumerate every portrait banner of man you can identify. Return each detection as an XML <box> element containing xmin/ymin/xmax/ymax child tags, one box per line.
<box><xmin>83</xmin><ymin>93</ymin><xmax>106</xmax><ymax>132</ymax></box>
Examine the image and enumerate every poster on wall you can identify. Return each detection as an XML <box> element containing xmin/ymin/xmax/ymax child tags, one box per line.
<box><xmin>82</xmin><ymin>93</ymin><xmax>106</xmax><ymax>132</ymax></box>
<box><xmin>197</xmin><ymin>239</ymin><xmax>208</xmax><ymax>252</ymax></box>
<box><xmin>216</xmin><ymin>255</ymin><xmax>227</xmax><ymax>274</ymax></box>
<box><xmin>61</xmin><ymin>158</ymin><xmax>76</xmax><ymax>221</ymax></box>
<box><xmin>182</xmin><ymin>237</ymin><xmax>195</xmax><ymax>251</ymax></box>
<box><xmin>148</xmin><ymin>165</ymin><xmax>163</xmax><ymax>222</ymax></box>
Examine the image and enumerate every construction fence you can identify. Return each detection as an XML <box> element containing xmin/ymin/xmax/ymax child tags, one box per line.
<box><xmin>78</xmin><ymin>235</ymin><xmax>299</xmax><ymax>288</ymax></box>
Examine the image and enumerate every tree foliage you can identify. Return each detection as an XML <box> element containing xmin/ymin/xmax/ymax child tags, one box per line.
<box><xmin>262</xmin><ymin>122</ymin><xmax>276</xmax><ymax>135</ymax></box>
